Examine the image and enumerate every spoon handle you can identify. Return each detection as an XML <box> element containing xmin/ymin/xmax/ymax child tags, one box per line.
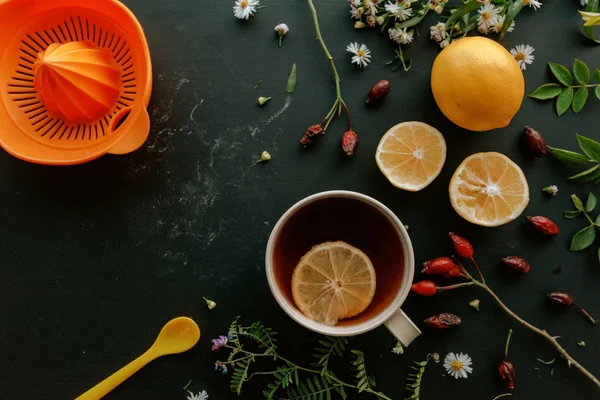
<box><xmin>75</xmin><ymin>350</ymin><xmax>156</xmax><ymax>400</ymax></box>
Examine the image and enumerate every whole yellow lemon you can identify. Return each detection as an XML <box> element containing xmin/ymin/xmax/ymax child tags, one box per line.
<box><xmin>431</xmin><ymin>37</ymin><xmax>524</xmax><ymax>132</ymax></box>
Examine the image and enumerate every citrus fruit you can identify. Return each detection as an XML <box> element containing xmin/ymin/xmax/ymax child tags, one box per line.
<box><xmin>375</xmin><ymin>121</ymin><xmax>447</xmax><ymax>191</ymax></box>
<box><xmin>431</xmin><ymin>37</ymin><xmax>525</xmax><ymax>132</ymax></box>
<box><xmin>291</xmin><ymin>241</ymin><xmax>376</xmax><ymax>326</ymax></box>
<box><xmin>449</xmin><ymin>152</ymin><xmax>529</xmax><ymax>227</ymax></box>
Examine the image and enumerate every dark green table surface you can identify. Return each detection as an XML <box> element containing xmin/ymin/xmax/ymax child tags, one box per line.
<box><xmin>1</xmin><ymin>1</ymin><xmax>599</xmax><ymax>399</ymax></box>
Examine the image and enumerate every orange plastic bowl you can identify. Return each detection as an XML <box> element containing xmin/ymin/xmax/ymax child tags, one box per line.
<box><xmin>0</xmin><ymin>0</ymin><xmax>153</xmax><ymax>165</ymax></box>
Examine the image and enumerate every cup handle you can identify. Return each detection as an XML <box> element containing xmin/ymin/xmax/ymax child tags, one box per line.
<box><xmin>384</xmin><ymin>309</ymin><xmax>421</xmax><ymax>347</ymax></box>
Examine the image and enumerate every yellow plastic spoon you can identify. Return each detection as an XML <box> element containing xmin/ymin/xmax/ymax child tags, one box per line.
<box><xmin>76</xmin><ymin>317</ymin><xmax>200</xmax><ymax>400</ymax></box>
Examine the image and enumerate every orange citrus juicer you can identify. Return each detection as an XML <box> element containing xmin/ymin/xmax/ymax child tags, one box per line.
<box><xmin>76</xmin><ymin>317</ymin><xmax>201</xmax><ymax>400</ymax></box>
<box><xmin>0</xmin><ymin>0</ymin><xmax>153</xmax><ymax>165</ymax></box>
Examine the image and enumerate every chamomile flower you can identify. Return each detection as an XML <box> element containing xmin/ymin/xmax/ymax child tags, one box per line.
<box><xmin>388</xmin><ymin>27</ymin><xmax>413</xmax><ymax>45</ymax></box>
<box><xmin>524</xmin><ymin>0</ymin><xmax>542</xmax><ymax>10</ymax></box>
<box><xmin>430</xmin><ymin>22</ymin><xmax>448</xmax><ymax>43</ymax></box>
<box><xmin>491</xmin><ymin>15</ymin><xmax>515</xmax><ymax>34</ymax></box>
<box><xmin>477</xmin><ymin>4</ymin><xmax>500</xmax><ymax>34</ymax></box>
<box><xmin>363</xmin><ymin>0</ymin><xmax>379</xmax><ymax>15</ymax></box>
<box><xmin>350</xmin><ymin>5</ymin><xmax>361</xmax><ymax>19</ymax></box>
<box><xmin>385</xmin><ymin>1</ymin><xmax>413</xmax><ymax>21</ymax></box>
<box><xmin>233</xmin><ymin>0</ymin><xmax>259</xmax><ymax>20</ymax></box>
<box><xmin>346</xmin><ymin>42</ymin><xmax>371</xmax><ymax>68</ymax></box>
<box><xmin>510</xmin><ymin>44</ymin><xmax>535</xmax><ymax>70</ymax></box>
<box><xmin>187</xmin><ymin>390</ymin><xmax>209</xmax><ymax>400</ymax></box>
<box><xmin>444</xmin><ymin>352</ymin><xmax>473</xmax><ymax>379</ymax></box>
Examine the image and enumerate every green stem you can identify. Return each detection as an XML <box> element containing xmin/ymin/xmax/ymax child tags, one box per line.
<box><xmin>504</xmin><ymin>329</ymin><xmax>513</xmax><ymax>360</ymax></box>
<box><xmin>436</xmin><ymin>281</ymin><xmax>475</xmax><ymax>291</ymax></box>
<box><xmin>306</xmin><ymin>0</ymin><xmax>343</xmax><ymax>101</ymax></box>
<box><xmin>470</xmin><ymin>280</ymin><xmax>600</xmax><ymax>389</ymax></box>
<box><xmin>582</xmin><ymin>211</ymin><xmax>596</xmax><ymax>226</ymax></box>
<box><xmin>572</xmin><ymin>84</ymin><xmax>600</xmax><ymax>88</ymax></box>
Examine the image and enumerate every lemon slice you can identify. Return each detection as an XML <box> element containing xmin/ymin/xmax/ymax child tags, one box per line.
<box><xmin>376</xmin><ymin>122</ymin><xmax>447</xmax><ymax>191</ymax></box>
<box><xmin>291</xmin><ymin>241</ymin><xmax>376</xmax><ymax>326</ymax></box>
<box><xmin>449</xmin><ymin>152</ymin><xmax>529</xmax><ymax>227</ymax></box>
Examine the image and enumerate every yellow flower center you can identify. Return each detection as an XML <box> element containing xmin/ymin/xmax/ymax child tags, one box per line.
<box><xmin>515</xmin><ymin>52</ymin><xmax>525</xmax><ymax>61</ymax></box>
<box><xmin>481</xmin><ymin>11</ymin><xmax>490</xmax><ymax>20</ymax></box>
<box><xmin>524</xmin><ymin>0</ymin><xmax>530</xmax><ymax>4</ymax></box>
<box><xmin>240</xmin><ymin>0</ymin><xmax>248</xmax><ymax>8</ymax></box>
<box><xmin>451</xmin><ymin>361</ymin><xmax>463</xmax><ymax>371</ymax></box>
<box><xmin>357</xmin><ymin>50</ymin><xmax>366</xmax><ymax>57</ymax></box>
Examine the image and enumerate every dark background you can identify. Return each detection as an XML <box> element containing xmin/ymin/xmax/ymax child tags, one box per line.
<box><xmin>1</xmin><ymin>0</ymin><xmax>599</xmax><ymax>399</ymax></box>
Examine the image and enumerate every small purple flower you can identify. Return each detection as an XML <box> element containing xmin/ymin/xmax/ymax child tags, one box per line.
<box><xmin>211</xmin><ymin>335</ymin><xmax>228</xmax><ymax>351</ymax></box>
<box><xmin>214</xmin><ymin>360</ymin><xmax>228</xmax><ymax>375</ymax></box>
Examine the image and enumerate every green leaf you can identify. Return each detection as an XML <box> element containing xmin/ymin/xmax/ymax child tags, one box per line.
<box><xmin>587</xmin><ymin>193</ymin><xmax>597</xmax><ymax>212</ymax></box>
<box><xmin>446</xmin><ymin>0</ymin><xmax>481</xmax><ymax>26</ymax></box>
<box><xmin>549</xmin><ymin>62</ymin><xmax>574</xmax><ymax>86</ymax></box>
<box><xmin>577</xmin><ymin>134</ymin><xmax>600</xmax><ymax>162</ymax></box>
<box><xmin>583</xmin><ymin>0</ymin><xmax>600</xmax><ymax>44</ymax></box>
<box><xmin>572</xmin><ymin>87</ymin><xmax>589</xmax><ymax>113</ymax></box>
<box><xmin>537</xmin><ymin>358</ymin><xmax>556</xmax><ymax>365</ymax></box>
<box><xmin>528</xmin><ymin>84</ymin><xmax>564</xmax><ymax>100</ymax></box>
<box><xmin>595</xmin><ymin>69</ymin><xmax>600</xmax><ymax>83</ymax></box>
<box><xmin>564</xmin><ymin>210</ymin><xmax>582</xmax><ymax>219</ymax></box>
<box><xmin>568</xmin><ymin>164</ymin><xmax>600</xmax><ymax>181</ymax></box>
<box><xmin>557</xmin><ymin>87</ymin><xmax>574</xmax><ymax>116</ymax></box>
<box><xmin>596</xmin><ymin>214</ymin><xmax>600</xmax><ymax>225</ymax></box>
<box><xmin>574</xmin><ymin>59</ymin><xmax>591</xmax><ymax>84</ymax></box>
<box><xmin>500</xmin><ymin>0</ymin><xmax>524</xmax><ymax>40</ymax></box>
<box><xmin>572</xmin><ymin>194</ymin><xmax>585</xmax><ymax>211</ymax></box>
<box><xmin>285</xmin><ymin>63</ymin><xmax>296</xmax><ymax>93</ymax></box>
<box><xmin>547</xmin><ymin>146</ymin><xmax>591</xmax><ymax>165</ymax></box>
<box><xmin>596</xmin><ymin>85</ymin><xmax>600</xmax><ymax>100</ymax></box>
<box><xmin>571</xmin><ymin>225</ymin><xmax>596</xmax><ymax>251</ymax></box>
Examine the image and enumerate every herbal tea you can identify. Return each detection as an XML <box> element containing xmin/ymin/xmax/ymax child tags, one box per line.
<box><xmin>272</xmin><ymin>197</ymin><xmax>404</xmax><ymax>326</ymax></box>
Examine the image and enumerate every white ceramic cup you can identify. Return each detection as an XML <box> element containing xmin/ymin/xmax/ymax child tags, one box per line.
<box><xmin>265</xmin><ymin>190</ymin><xmax>421</xmax><ymax>347</ymax></box>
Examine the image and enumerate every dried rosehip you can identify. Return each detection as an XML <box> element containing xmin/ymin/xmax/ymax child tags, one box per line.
<box><xmin>524</xmin><ymin>126</ymin><xmax>547</xmax><ymax>157</ymax></box>
<box><xmin>449</xmin><ymin>232</ymin><xmax>474</xmax><ymax>258</ymax></box>
<box><xmin>527</xmin><ymin>216</ymin><xmax>560</xmax><ymax>235</ymax></box>
<box><xmin>341</xmin><ymin>130</ymin><xmax>358</xmax><ymax>156</ymax></box>
<box><xmin>366</xmin><ymin>80</ymin><xmax>391</xmax><ymax>105</ymax></box>
<box><xmin>547</xmin><ymin>292</ymin><xmax>574</xmax><ymax>306</ymax></box>
<box><xmin>422</xmin><ymin>257</ymin><xmax>455</xmax><ymax>275</ymax></box>
<box><xmin>300</xmin><ymin>124</ymin><xmax>324</xmax><ymax>145</ymax></box>
<box><xmin>411</xmin><ymin>280</ymin><xmax>437</xmax><ymax>296</ymax></box>
<box><xmin>498</xmin><ymin>361</ymin><xmax>516</xmax><ymax>390</ymax></box>
<box><xmin>424</xmin><ymin>313</ymin><xmax>462</xmax><ymax>329</ymax></box>
<box><xmin>502</xmin><ymin>256</ymin><xmax>531</xmax><ymax>274</ymax></box>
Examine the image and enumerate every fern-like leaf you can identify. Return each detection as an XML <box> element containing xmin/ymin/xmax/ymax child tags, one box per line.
<box><xmin>242</xmin><ymin>321</ymin><xmax>278</xmax><ymax>354</ymax></box>
<box><xmin>285</xmin><ymin>375</ymin><xmax>336</xmax><ymax>400</ymax></box>
<box><xmin>351</xmin><ymin>350</ymin><xmax>376</xmax><ymax>392</ymax></box>
<box><xmin>312</xmin><ymin>336</ymin><xmax>348</xmax><ymax>369</ymax></box>
<box><xmin>230</xmin><ymin>355</ymin><xmax>254</xmax><ymax>395</ymax></box>
<box><xmin>404</xmin><ymin>355</ymin><xmax>432</xmax><ymax>400</ymax></box>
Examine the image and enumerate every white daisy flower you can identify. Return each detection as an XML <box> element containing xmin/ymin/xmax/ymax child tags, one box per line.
<box><xmin>430</xmin><ymin>22</ymin><xmax>448</xmax><ymax>43</ymax></box>
<box><xmin>385</xmin><ymin>1</ymin><xmax>413</xmax><ymax>21</ymax></box>
<box><xmin>233</xmin><ymin>0</ymin><xmax>259</xmax><ymax>20</ymax></box>
<box><xmin>510</xmin><ymin>44</ymin><xmax>535</xmax><ymax>70</ymax></box>
<box><xmin>346</xmin><ymin>42</ymin><xmax>372</xmax><ymax>68</ymax></box>
<box><xmin>524</xmin><ymin>0</ymin><xmax>542</xmax><ymax>9</ymax></box>
<box><xmin>443</xmin><ymin>352</ymin><xmax>473</xmax><ymax>379</ymax></box>
<box><xmin>388</xmin><ymin>27</ymin><xmax>413</xmax><ymax>45</ymax></box>
<box><xmin>363</xmin><ymin>0</ymin><xmax>379</xmax><ymax>15</ymax></box>
<box><xmin>477</xmin><ymin>4</ymin><xmax>500</xmax><ymax>34</ymax></box>
<box><xmin>491</xmin><ymin>15</ymin><xmax>515</xmax><ymax>34</ymax></box>
<box><xmin>187</xmin><ymin>390</ymin><xmax>209</xmax><ymax>400</ymax></box>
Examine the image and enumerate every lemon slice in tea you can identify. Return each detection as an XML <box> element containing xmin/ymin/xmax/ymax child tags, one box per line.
<box><xmin>291</xmin><ymin>241</ymin><xmax>376</xmax><ymax>326</ymax></box>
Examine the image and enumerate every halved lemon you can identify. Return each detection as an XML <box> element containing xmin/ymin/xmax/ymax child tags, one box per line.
<box><xmin>376</xmin><ymin>122</ymin><xmax>447</xmax><ymax>191</ymax></box>
<box><xmin>449</xmin><ymin>152</ymin><xmax>529</xmax><ymax>227</ymax></box>
<box><xmin>291</xmin><ymin>241</ymin><xmax>376</xmax><ymax>326</ymax></box>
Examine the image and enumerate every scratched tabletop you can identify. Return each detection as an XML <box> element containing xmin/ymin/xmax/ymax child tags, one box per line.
<box><xmin>1</xmin><ymin>1</ymin><xmax>599</xmax><ymax>399</ymax></box>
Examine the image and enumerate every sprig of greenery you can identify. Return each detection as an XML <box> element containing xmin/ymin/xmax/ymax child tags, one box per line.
<box><xmin>547</xmin><ymin>134</ymin><xmax>600</xmax><ymax>184</ymax></box>
<box><xmin>404</xmin><ymin>354</ymin><xmax>433</xmax><ymax>400</ymax></box>
<box><xmin>216</xmin><ymin>318</ymin><xmax>392</xmax><ymax>400</ymax></box>
<box><xmin>529</xmin><ymin>60</ymin><xmax>600</xmax><ymax>115</ymax></box>
<box><xmin>351</xmin><ymin>350</ymin><xmax>376</xmax><ymax>393</ymax></box>
<box><xmin>564</xmin><ymin>193</ymin><xmax>600</xmax><ymax>261</ymax></box>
